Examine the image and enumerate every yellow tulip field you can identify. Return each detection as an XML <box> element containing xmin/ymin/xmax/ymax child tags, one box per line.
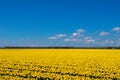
<box><xmin>0</xmin><ymin>49</ymin><xmax>120</xmax><ymax>80</ymax></box>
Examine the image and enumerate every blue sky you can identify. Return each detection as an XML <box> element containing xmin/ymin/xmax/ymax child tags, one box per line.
<box><xmin>0</xmin><ymin>0</ymin><xmax>120</xmax><ymax>47</ymax></box>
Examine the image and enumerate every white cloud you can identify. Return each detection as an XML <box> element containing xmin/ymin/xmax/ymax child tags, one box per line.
<box><xmin>86</xmin><ymin>39</ymin><xmax>95</xmax><ymax>43</ymax></box>
<box><xmin>71</xmin><ymin>39</ymin><xmax>78</xmax><ymax>42</ymax></box>
<box><xmin>94</xmin><ymin>40</ymin><xmax>114</xmax><ymax>47</ymax></box>
<box><xmin>105</xmin><ymin>40</ymin><xmax>114</xmax><ymax>44</ymax></box>
<box><xmin>72</xmin><ymin>32</ymin><xmax>80</xmax><ymax>37</ymax></box>
<box><xmin>100</xmin><ymin>32</ymin><xmax>109</xmax><ymax>36</ymax></box>
<box><xmin>48</xmin><ymin>36</ymin><xmax>57</xmax><ymax>40</ymax></box>
<box><xmin>64</xmin><ymin>38</ymin><xmax>78</xmax><ymax>42</ymax></box>
<box><xmin>77</xmin><ymin>29</ymin><xmax>85</xmax><ymax>33</ymax></box>
<box><xmin>71</xmin><ymin>29</ymin><xmax>85</xmax><ymax>37</ymax></box>
<box><xmin>84</xmin><ymin>37</ymin><xmax>95</xmax><ymax>43</ymax></box>
<box><xmin>56</xmin><ymin>34</ymin><xmax>67</xmax><ymax>38</ymax></box>
<box><xmin>112</xmin><ymin>27</ymin><xmax>120</xmax><ymax>32</ymax></box>
<box><xmin>48</xmin><ymin>34</ymin><xmax>67</xmax><ymax>40</ymax></box>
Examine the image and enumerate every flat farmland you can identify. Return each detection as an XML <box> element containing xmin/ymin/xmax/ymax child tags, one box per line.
<box><xmin>0</xmin><ymin>49</ymin><xmax>120</xmax><ymax>80</ymax></box>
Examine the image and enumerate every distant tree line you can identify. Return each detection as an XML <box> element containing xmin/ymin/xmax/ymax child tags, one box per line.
<box><xmin>0</xmin><ymin>46</ymin><xmax>120</xmax><ymax>49</ymax></box>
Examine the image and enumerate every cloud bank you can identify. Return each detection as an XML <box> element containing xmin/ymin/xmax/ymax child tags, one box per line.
<box><xmin>48</xmin><ymin>27</ymin><xmax>120</xmax><ymax>47</ymax></box>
